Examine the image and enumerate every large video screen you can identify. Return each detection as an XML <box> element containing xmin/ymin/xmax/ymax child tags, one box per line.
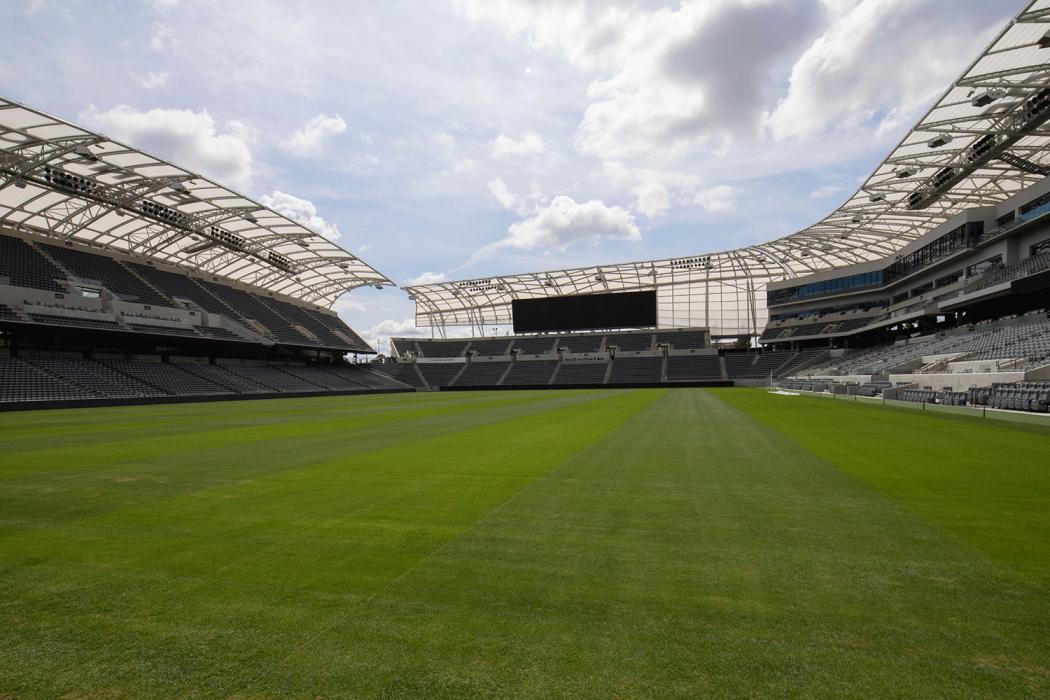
<box><xmin>512</xmin><ymin>290</ymin><xmax>657</xmax><ymax>333</ymax></box>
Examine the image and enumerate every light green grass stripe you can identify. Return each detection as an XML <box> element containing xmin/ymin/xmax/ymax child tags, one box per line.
<box><xmin>715</xmin><ymin>387</ymin><xmax>1050</xmax><ymax>589</ymax></box>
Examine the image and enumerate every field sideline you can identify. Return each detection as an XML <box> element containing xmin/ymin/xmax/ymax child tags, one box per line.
<box><xmin>1</xmin><ymin>388</ymin><xmax>1048</xmax><ymax>697</ymax></box>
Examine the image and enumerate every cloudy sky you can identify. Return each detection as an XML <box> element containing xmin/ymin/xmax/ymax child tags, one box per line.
<box><xmin>0</xmin><ymin>0</ymin><xmax>1024</xmax><ymax>351</ymax></box>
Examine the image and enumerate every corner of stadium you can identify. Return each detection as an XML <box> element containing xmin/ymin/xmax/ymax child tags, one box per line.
<box><xmin>1</xmin><ymin>2</ymin><xmax>1049</xmax><ymax>697</ymax></box>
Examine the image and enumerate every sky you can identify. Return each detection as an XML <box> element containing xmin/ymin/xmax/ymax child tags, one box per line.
<box><xmin>0</xmin><ymin>0</ymin><xmax>1025</xmax><ymax>353</ymax></box>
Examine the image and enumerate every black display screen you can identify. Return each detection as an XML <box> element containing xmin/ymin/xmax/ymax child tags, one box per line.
<box><xmin>512</xmin><ymin>291</ymin><xmax>657</xmax><ymax>333</ymax></box>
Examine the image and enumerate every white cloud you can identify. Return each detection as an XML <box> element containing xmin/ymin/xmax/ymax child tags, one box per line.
<box><xmin>765</xmin><ymin>0</ymin><xmax>1007</xmax><ymax>141</ymax></box>
<box><xmin>487</xmin><ymin>176</ymin><xmax>535</xmax><ymax>215</ymax></box>
<box><xmin>405</xmin><ymin>271</ymin><xmax>447</xmax><ymax>286</ymax></box>
<box><xmin>809</xmin><ymin>184</ymin><xmax>844</xmax><ymax>199</ymax></box>
<box><xmin>502</xmin><ymin>195</ymin><xmax>639</xmax><ymax>252</ymax></box>
<box><xmin>282</xmin><ymin>113</ymin><xmax>348</xmax><ymax>157</ymax></box>
<box><xmin>259</xmin><ymin>191</ymin><xmax>341</xmax><ymax>241</ymax></box>
<box><xmin>359</xmin><ymin>318</ymin><xmax>428</xmax><ymax>356</ymax></box>
<box><xmin>693</xmin><ymin>185</ymin><xmax>736</xmax><ymax>212</ymax></box>
<box><xmin>603</xmin><ymin>161</ymin><xmax>734</xmax><ymax>217</ymax></box>
<box><xmin>80</xmin><ymin>105</ymin><xmax>253</xmax><ymax>191</ymax></box>
<box><xmin>332</xmin><ymin>294</ymin><xmax>367</xmax><ymax>315</ymax></box>
<box><xmin>461</xmin><ymin>1</ymin><xmax>823</xmax><ymax>162</ymax></box>
<box><xmin>149</xmin><ymin>21</ymin><xmax>179</xmax><ymax>52</ymax></box>
<box><xmin>135</xmin><ymin>71</ymin><xmax>170</xmax><ymax>90</ymax></box>
<box><xmin>492</xmin><ymin>131</ymin><xmax>544</xmax><ymax>159</ymax></box>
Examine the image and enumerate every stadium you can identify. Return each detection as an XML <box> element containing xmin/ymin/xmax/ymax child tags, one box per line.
<box><xmin>1</xmin><ymin>2</ymin><xmax>1049</xmax><ymax>698</ymax></box>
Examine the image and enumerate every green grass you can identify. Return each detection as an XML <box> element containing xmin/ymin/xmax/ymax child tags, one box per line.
<box><xmin>0</xmin><ymin>388</ymin><xmax>1048</xmax><ymax>698</ymax></box>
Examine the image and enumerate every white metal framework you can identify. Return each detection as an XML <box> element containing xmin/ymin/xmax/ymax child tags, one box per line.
<box><xmin>0</xmin><ymin>99</ymin><xmax>392</xmax><ymax>307</ymax></box>
<box><xmin>407</xmin><ymin>0</ymin><xmax>1050</xmax><ymax>336</ymax></box>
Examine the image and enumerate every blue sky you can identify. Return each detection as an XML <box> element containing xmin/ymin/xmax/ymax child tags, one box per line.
<box><xmin>0</xmin><ymin>0</ymin><xmax>1023</xmax><ymax>351</ymax></box>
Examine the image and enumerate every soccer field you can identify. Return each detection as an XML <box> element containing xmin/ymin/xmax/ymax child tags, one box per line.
<box><xmin>1</xmin><ymin>388</ymin><xmax>1048</xmax><ymax>697</ymax></box>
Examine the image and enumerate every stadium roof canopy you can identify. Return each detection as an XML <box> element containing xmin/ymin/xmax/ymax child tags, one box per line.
<box><xmin>0</xmin><ymin>98</ymin><xmax>392</xmax><ymax>307</ymax></box>
<box><xmin>406</xmin><ymin>0</ymin><xmax>1050</xmax><ymax>336</ymax></box>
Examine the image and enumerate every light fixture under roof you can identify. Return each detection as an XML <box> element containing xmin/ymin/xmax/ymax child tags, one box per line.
<box><xmin>74</xmin><ymin>145</ymin><xmax>98</xmax><ymax>161</ymax></box>
<box><xmin>927</xmin><ymin>134</ymin><xmax>952</xmax><ymax>148</ymax></box>
<box><xmin>895</xmin><ymin>166</ymin><xmax>916</xmax><ymax>178</ymax></box>
<box><xmin>971</xmin><ymin>87</ymin><xmax>1006</xmax><ymax>108</ymax></box>
<box><xmin>244</xmin><ymin>213</ymin><xmax>258</xmax><ymax>224</ymax></box>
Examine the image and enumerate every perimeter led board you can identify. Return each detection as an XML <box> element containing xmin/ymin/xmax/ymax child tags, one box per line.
<box><xmin>512</xmin><ymin>290</ymin><xmax>657</xmax><ymax>333</ymax></box>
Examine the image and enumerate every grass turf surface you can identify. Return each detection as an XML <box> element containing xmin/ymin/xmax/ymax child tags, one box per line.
<box><xmin>0</xmin><ymin>388</ymin><xmax>1048</xmax><ymax>697</ymax></box>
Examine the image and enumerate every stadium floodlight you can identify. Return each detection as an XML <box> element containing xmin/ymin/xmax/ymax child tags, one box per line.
<box><xmin>74</xmin><ymin>145</ymin><xmax>98</xmax><ymax>161</ymax></box>
<box><xmin>373</xmin><ymin>283</ymin><xmax>384</xmax><ymax>290</ymax></box>
<box><xmin>927</xmin><ymin>134</ymin><xmax>952</xmax><ymax>148</ymax></box>
<box><xmin>1039</xmin><ymin>29</ymin><xmax>1050</xmax><ymax>49</ymax></box>
<box><xmin>895</xmin><ymin>166</ymin><xmax>916</xmax><ymax>178</ymax></box>
<box><xmin>244</xmin><ymin>213</ymin><xmax>258</xmax><ymax>224</ymax></box>
<box><xmin>868</xmin><ymin>194</ymin><xmax>885</xmax><ymax>203</ymax></box>
<box><xmin>13</xmin><ymin>176</ymin><xmax>26</xmax><ymax>188</ymax></box>
<box><xmin>971</xmin><ymin>88</ymin><xmax>1006</xmax><ymax>108</ymax></box>
<box><xmin>851</xmin><ymin>215</ymin><xmax>863</xmax><ymax>224</ymax></box>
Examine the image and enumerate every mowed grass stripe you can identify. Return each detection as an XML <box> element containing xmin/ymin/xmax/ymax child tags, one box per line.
<box><xmin>0</xmin><ymin>390</ymin><xmax>618</xmax><ymax>529</ymax></box>
<box><xmin>237</xmin><ymin>388</ymin><xmax>1050</xmax><ymax>698</ymax></box>
<box><xmin>715</xmin><ymin>388</ymin><xmax>1050</xmax><ymax>588</ymax></box>
<box><xmin>0</xmin><ymin>389</ymin><xmax>662</xmax><ymax>698</ymax></box>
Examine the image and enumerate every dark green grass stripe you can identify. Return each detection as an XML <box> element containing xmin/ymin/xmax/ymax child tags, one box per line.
<box><xmin>245</xmin><ymin>388</ymin><xmax>1049</xmax><ymax>698</ymax></box>
<box><xmin>231</xmin><ymin>389</ymin><xmax>666</xmax><ymax>696</ymax></box>
<box><xmin>714</xmin><ymin>388</ymin><xmax>1050</xmax><ymax>589</ymax></box>
<box><xmin>0</xmin><ymin>389</ymin><xmax>664</xmax><ymax>698</ymax></box>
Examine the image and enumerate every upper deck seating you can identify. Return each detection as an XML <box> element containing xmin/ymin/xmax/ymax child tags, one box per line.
<box><xmin>0</xmin><ymin>235</ymin><xmax>66</xmax><ymax>292</ymax></box>
<box><xmin>200</xmin><ymin>282</ymin><xmax>311</xmax><ymax>345</ymax></box>
<box><xmin>416</xmin><ymin>340</ymin><xmax>468</xmax><ymax>357</ymax></box>
<box><xmin>655</xmin><ymin>331</ymin><xmax>706</xmax><ymax>349</ymax></box>
<box><xmin>129</xmin><ymin>264</ymin><xmax>232</xmax><ymax>315</ymax></box>
<box><xmin>467</xmin><ymin>338</ymin><xmax>512</xmax><ymax>356</ymax></box>
<box><xmin>510</xmin><ymin>337</ymin><xmax>559</xmax><ymax>355</ymax></box>
<box><xmin>559</xmin><ymin>335</ymin><xmax>604</xmax><ymax>353</ymax></box>
<box><xmin>604</xmin><ymin>334</ymin><xmax>653</xmax><ymax>352</ymax></box>
<box><xmin>41</xmin><ymin>244</ymin><xmax>169</xmax><ymax>306</ymax></box>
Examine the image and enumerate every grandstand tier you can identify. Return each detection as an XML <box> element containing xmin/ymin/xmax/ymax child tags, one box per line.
<box><xmin>0</xmin><ymin>230</ymin><xmax>373</xmax><ymax>356</ymax></box>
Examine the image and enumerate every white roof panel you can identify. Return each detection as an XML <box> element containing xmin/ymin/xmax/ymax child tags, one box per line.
<box><xmin>0</xmin><ymin>98</ymin><xmax>393</xmax><ymax>307</ymax></box>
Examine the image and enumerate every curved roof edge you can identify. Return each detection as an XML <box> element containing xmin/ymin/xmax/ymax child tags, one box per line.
<box><xmin>407</xmin><ymin>0</ymin><xmax>1050</xmax><ymax>328</ymax></box>
<box><xmin>0</xmin><ymin>97</ymin><xmax>393</xmax><ymax>308</ymax></box>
